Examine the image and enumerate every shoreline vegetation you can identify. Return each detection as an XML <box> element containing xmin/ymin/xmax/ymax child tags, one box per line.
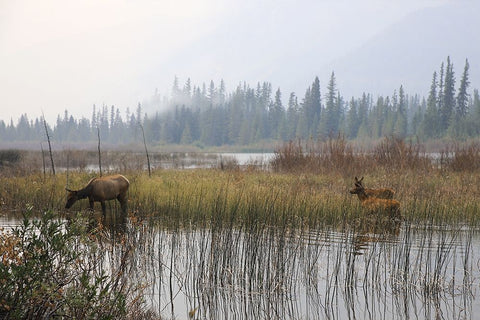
<box><xmin>1</xmin><ymin>136</ymin><xmax>479</xmax><ymax>226</ymax></box>
<box><xmin>1</xmin><ymin>136</ymin><xmax>480</xmax><ymax>318</ymax></box>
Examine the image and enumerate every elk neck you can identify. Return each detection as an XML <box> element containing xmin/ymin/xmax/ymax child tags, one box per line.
<box><xmin>356</xmin><ymin>188</ymin><xmax>369</xmax><ymax>202</ymax></box>
<box><xmin>76</xmin><ymin>185</ymin><xmax>93</xmax><ymax>199</ymax></box>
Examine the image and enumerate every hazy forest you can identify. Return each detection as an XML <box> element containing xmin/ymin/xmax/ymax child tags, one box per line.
<box><xmin>1</xmin><ymin>57</ymin><xmax>479</xmax><ymax>149</ymax></box>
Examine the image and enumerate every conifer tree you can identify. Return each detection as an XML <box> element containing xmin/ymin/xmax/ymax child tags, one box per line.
<box><xmin>321</xmin><ymin>72</ymin><xmax>339</xmax><ymax>136</ymax></box>
<box><xmin>423</xmin><ymin>71</ymin><xmax>440</xmax><ymax>138</ymax></box>
<box><xmin>346</xmin><ymin>97</ymin><xmax>359</xmax><ymax>139</ymax></box>
<box><xmin>440</xmin><ymin>57</ymin><xmax>455</xmax><ymax>132</ymax></box>
<box><xmin>394</xmin><ymin>85</ymin><xmax>407</xmax><ymax>137</ymax></box>
<box><xmin>286</xmin><ymin>92</ymin><xmax>299</xmax><ymax>140</ymax></box>
<box><xmin>456</xmin><ymin>59</ymin><xmax>470</xmax><ymax>118</ymax></box>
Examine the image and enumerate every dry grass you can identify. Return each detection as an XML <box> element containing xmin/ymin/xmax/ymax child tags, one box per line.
<box><xmin>1</xmin><ymin>136</ymin><xmax>480</xmax><ymax>226</ymax></box>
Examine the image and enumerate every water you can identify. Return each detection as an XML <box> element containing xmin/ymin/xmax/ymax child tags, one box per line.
<box><xmin>103</xmin><ymin>219</ymin><xmax>480</xmax><ymax>319</ymax></box>
<box><xmin>73</xmin><ymin>152</ymin><xmax>275</xmax><ymax>171</ymax></box>
<box><xmin>1</xmin><ymin>213</ymin><xmax>478</xmax><ymax>319</ymax></box>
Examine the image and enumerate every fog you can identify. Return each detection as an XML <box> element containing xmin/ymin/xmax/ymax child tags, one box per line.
<box><xmin>0</xmin><ymin>0</ymin><xmax>473</xmax><ymax>125</ymax></box>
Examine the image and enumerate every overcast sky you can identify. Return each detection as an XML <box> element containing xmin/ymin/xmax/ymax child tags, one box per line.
<box><xmin>0</xmin><ymin>0</ymin><xmax>451</xmax><ymax>125</ymax></box>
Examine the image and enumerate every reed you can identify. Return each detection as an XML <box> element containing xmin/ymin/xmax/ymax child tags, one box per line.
<box><xmin>1</xmin><ymin>166</ymin><xmax>479</xmax><ymax>228</ymax></box>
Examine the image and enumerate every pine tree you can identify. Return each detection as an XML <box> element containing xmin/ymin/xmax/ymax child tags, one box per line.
<box><xmin>394</xmin><ymin>85</ymin><xmax>407</xmax><ymax>137</ymax></box>
<box><xmin>321</xmin><ymin>72</ymin><xmax>340</xmax><ymax>136</ymax></box>
<box><xmin>346</xmin><ymin>97</ymin><xmax>359</xmax><ymax>139</ymax></box>
<box><xmin>456</xmin><ymin>59</ymin><xmax>470</xmax><ymax>118</ymax></box>
<box><xmin>183</xmin><ymin>78</ymin><xmax>192</xmax><ymax>98</ymax></box>
<box><xmin>423</xmin><ymin>71</ymin><xmax>440</xmax><ymax>138</ymax></box>
<box><xmin>286</xmin><ymin>92</ymin><xmax>299</xmax><ymax>140</ymax></box>
<box><xmin>441</xmin><ymin>57</ymin><xmax>456</xmax><ymax>132</ymax></box>
<box><xmin>172</xmin><ymin>76</ymin><xmax>181</xmax><ymax>101</ymax></box>
<box><xmin>269</xmin><ymin>88</ymin><xmax>284</xmax><ymax>139</ymax></box>
<box><xmin>208</xmin><ymin>80</ymin><xmax>216</xmax><ymax>106</ymax></box>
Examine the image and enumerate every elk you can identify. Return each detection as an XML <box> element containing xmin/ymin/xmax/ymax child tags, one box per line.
<box><xmin>350</xmin><ymin>178</ymin><xmax>400</xmax><ymax>218</ymax></box>
<box><xmin>354</xmin><ymin>176</ymin><xmax>395</xmax><ymax>199</ymax></box>
<box><xmin>65</xmin><ymin>174</ymin><xmax>129</xmax><ymax>216</ymax></box>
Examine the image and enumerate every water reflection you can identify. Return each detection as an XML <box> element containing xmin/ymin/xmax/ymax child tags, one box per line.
<box><xmin>1</xmin><ymin>213</ymin><xmax>478</xmax><ymax>319</ymax></box>
<box><xmin>126</xmin><ymin>219</ymin><xmax>477</xmax><ymax>319</ymax></box>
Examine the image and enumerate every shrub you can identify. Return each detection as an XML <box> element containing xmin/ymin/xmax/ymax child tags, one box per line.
<box><xmin>0</xmin><ymin>150</ymin><xmax>22</xmax><ymax>167</ymax></box>
<box><xmin>0</xmin><ymin>210</ymin><xmax>142</xmax><ymax>319</ymax></box>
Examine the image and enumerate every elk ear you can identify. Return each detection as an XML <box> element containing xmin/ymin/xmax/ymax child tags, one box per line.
<box><xmin>65</xmin><ymin>188</ymin><xmax>74</xmax><ymax>193</ymax></box>
<box><xmin>354</xmin><ymin>176</ymin><xmax>358</xmax><ymax>182</ymax></box>
<box><xmin>359</xmin><ymin>177</ymin><xmax>364</xmax><ymax>182</ymax></box>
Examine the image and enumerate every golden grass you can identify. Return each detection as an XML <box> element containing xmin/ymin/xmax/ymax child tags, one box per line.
<box><xmin>1</xmin><ymin>167</ymin><xmax>479</xmax><ymax>227</ymax></box>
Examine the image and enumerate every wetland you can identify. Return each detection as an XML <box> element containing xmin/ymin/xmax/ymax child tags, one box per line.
<box><xmin>1</xmin><ymin>137</ymin><xmax>480</xmax><ymax>319</ymax></box>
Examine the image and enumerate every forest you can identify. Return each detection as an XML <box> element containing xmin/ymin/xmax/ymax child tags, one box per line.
<box><xmin>1</xmin><ymin>57</ymin><xmax>479</xmax><ymax>148</ymax></box>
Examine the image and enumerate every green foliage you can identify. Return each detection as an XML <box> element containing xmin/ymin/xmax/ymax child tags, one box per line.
<box><xmin>0</xmin><ymin>210</ymin><xmax>136</xmax><ymax>319</ymax></box>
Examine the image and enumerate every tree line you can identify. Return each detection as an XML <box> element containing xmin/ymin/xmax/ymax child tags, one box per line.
<box><xmin>1</xmin><ymin>57</ymin><xmax>479</xmax><ymax>147</ymax></box>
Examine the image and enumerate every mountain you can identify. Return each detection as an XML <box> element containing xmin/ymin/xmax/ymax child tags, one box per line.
<box><xmin>323</xmin><ymin>3</ymin><xmax>480</xmax><ymax>98</ymax></box>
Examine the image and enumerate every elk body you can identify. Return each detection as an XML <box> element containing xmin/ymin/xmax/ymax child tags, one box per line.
<box><xmin>354</xmin><ymin>176</ymin><xmax>394</xmax><ymax>199</ymax></box>
<box><xmin>65</xmin><ymin>174</ymin><xmax>129</xmax><ymax>215</ymax></box>
<box><xmin>350</xmin><ymin>178</ymin><xmax>400</xmax><ymax>218</ymax></box>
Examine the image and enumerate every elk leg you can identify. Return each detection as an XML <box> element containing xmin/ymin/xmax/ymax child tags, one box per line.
<box><xmin>117</xmin><ymin>194</ymin><xmax>127</xmax><ymax>215</ymax></box>
<box><xmin>101</xmin><ymin>201</ymin><xmax>106</xmax><ymax>216</ymax></box>
<box><xmin>89</xmin><ymin>199</ymin><xmax>95</xmax><ymax>212</ymax></box>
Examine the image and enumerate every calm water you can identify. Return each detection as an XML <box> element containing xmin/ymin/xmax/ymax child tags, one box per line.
<box><xmin>1</xmin><ymin>212</ymin><xmax>479</xmax><ymax>319</ymax></box>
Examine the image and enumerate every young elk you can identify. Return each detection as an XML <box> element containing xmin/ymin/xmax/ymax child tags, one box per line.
<box><xmin>350</xmin><ymin>179</ymin><xmax>401</xmax><ymax>218</ymax></box>
<box><xmin>354</xmin><ymin>176</ymin><xmax>394</xmax><ymax>199</ymax></box>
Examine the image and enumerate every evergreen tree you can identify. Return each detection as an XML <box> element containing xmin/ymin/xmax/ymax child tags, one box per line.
<box><xmin>423</xmin><ymin>71</ymin><xmax>440</xmax><ymax>138</ymax></box>
<box><xmin>394</xmin><ymin>85</ymin><xmax>407</xmax><ymax>137</ymax></box>
<box><xmin>321</xmin><ymin>72</ymin><xmax>340</xmax><ymax>136</ymax></box>
<box><xmin>301</xmin><ymin>77</ymin><xmax>321</xmax><ymax>137</ymax></box>
<box><xmin>346</xmin><ymin>97</ymin><xmax>359</xmax><ymax>139</ymax></box>
<box><xmin>208</xmin><ymin>80</ymin><xmax>216</xmax><ymax>105</ymax></box>
<box><xmin>286</xmin><ymin>92</ymin><xmax>299</xmax><ymax>140</ymax></box>
<box><xmin>183</xmin><ymin>78</ymin><xmax>192</xmax><ymax>98</ymax></box>
<box><xmin>440</xmin><ymin>57</ymin><xmax>455</xmax><ymax>132</ymax></box>
<box><xmin>356</xmin><ymin>93</ymin><xmax>370</xmax><ymax>138</ymax></box>
<box><xmin>172</xmin><ymin>76</ymin><xmax>182</xmax><ymax>101</ymax></box>
<box><xmin>456</xmin><ymin>59</ymin><xmax>470</xmax><ymax>118</ymax></box>
<box><xmin>269</xmin><ymin>88</ymin><xmax>284</xmax><ymax>139</ymax></box>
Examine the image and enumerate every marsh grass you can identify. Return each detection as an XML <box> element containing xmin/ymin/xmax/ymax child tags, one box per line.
<box><xmin>1</xmin><ymin>164</ymin><xmax>480</xmax><ymax>228</ymax></box>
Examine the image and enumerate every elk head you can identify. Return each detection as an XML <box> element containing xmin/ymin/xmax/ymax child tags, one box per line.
<box><xmin>65</xmin><ymin>188</ymin><xmax>78</xmax><ymax>209</ymax></box>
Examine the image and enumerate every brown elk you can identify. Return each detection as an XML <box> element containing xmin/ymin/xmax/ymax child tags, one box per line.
<box><xmin>350</xmin><ymin>178</ymin><xmax>400</xmax><ymax>218</ymax></box>
<box><xmin>65</xmin><ymin>174</ymin><xmax>129</xmax><ymax>215</ymax></box>
<box><xmin>354</xmin><ymin>176</ymin><xmax>394</xmax><ymax>199</ymax></box>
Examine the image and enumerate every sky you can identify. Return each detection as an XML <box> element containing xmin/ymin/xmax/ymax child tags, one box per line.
<box><xmin>0</xmin><ymin>0</ymin><xmax>454</xmax><ymax>125</ymax></box>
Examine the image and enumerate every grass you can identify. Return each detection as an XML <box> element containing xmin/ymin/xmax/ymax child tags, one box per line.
<box><xmin>1</xmin><ymin>163</ymin><xmax>479</xmax><ymax>228</ymax></box>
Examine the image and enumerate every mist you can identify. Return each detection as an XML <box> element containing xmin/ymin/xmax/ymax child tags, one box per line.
<box><xmin>0</xmin><ymin>0</ymin><xmax>476</xmax><ymax>125</ymax></box>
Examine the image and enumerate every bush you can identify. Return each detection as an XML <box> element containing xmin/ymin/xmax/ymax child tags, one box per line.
<box><xmin>0</xmin><ymin>210</ymin><xmax>141</xmax><ymax>319</ymax></box>
<box><xmin>0</xmin><ymin>150</ymin><xmax>22</xmax><ymax>167</ymax></box>
<box><xmin>271</xmin><ymin>135</ymin><xmax>356</xmax><ymax>174</ymax></box>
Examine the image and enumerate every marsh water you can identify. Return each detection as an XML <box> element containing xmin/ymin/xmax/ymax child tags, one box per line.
<box><xmin>2</xmin><ymin>212</ymin><xmax>478</xmax><ymax>319</ymax></box>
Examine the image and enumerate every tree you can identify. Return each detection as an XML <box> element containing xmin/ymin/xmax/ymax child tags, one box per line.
<box><xmin>346</xmin><ymin>97</ymin><xmax>359</xmax><ymax>139</ymax></box>
<box><xmin>269</xmin><ymin>88</ymin><xmax>284</xmax><ymax>139</ymax></box>
<box><xmin>172</xmin><ymin>76</ymin><xmax>182</xmax><ymax>101</ymax></box>
<box><xmin>440</xmin><ymin>57</ymin><xmax>455</xmax><ymax>132</ymax></box>
<box><xmin>456</xmin><ymin>59</ymin><xmax>470</xmax><ymax>118</ymax></box>
<box><xmin>423</xmin><ymin>71</ymin><xmax>440</xmax><ymax>138</ymax></box>
<box><xmin>321</xmin><ymin>72</ymin><xmax>340</xmax><ymax>136</ymax></box>
<box><xmin>286</xmin><ymin>92</ymin><xmax>299</xmax><ymax>140</ymax></box>
<box><xmin>394</xmin><ymin>85</ymin><xmax>407</xmax><ymax>137</ymax></box>
<box><xmin>301</xmin><ymin>77</ymin><xmax>321</xmax><ymax>137</ymax></box>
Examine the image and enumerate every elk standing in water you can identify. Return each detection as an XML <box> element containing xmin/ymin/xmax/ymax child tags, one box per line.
<box><xmin>354</xmin><ymin>176</ymin><xmax>395</xmax><ymax>199</ymax></box>
<box><xmin>65</xmin><ymin>174</ymin><xmax>129</xmax><ymax>216</ymax></box>
<box><xmin>350</xmin><ymin>178</ymin><xmax>400</xmax><ymax>218</ymax></box>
